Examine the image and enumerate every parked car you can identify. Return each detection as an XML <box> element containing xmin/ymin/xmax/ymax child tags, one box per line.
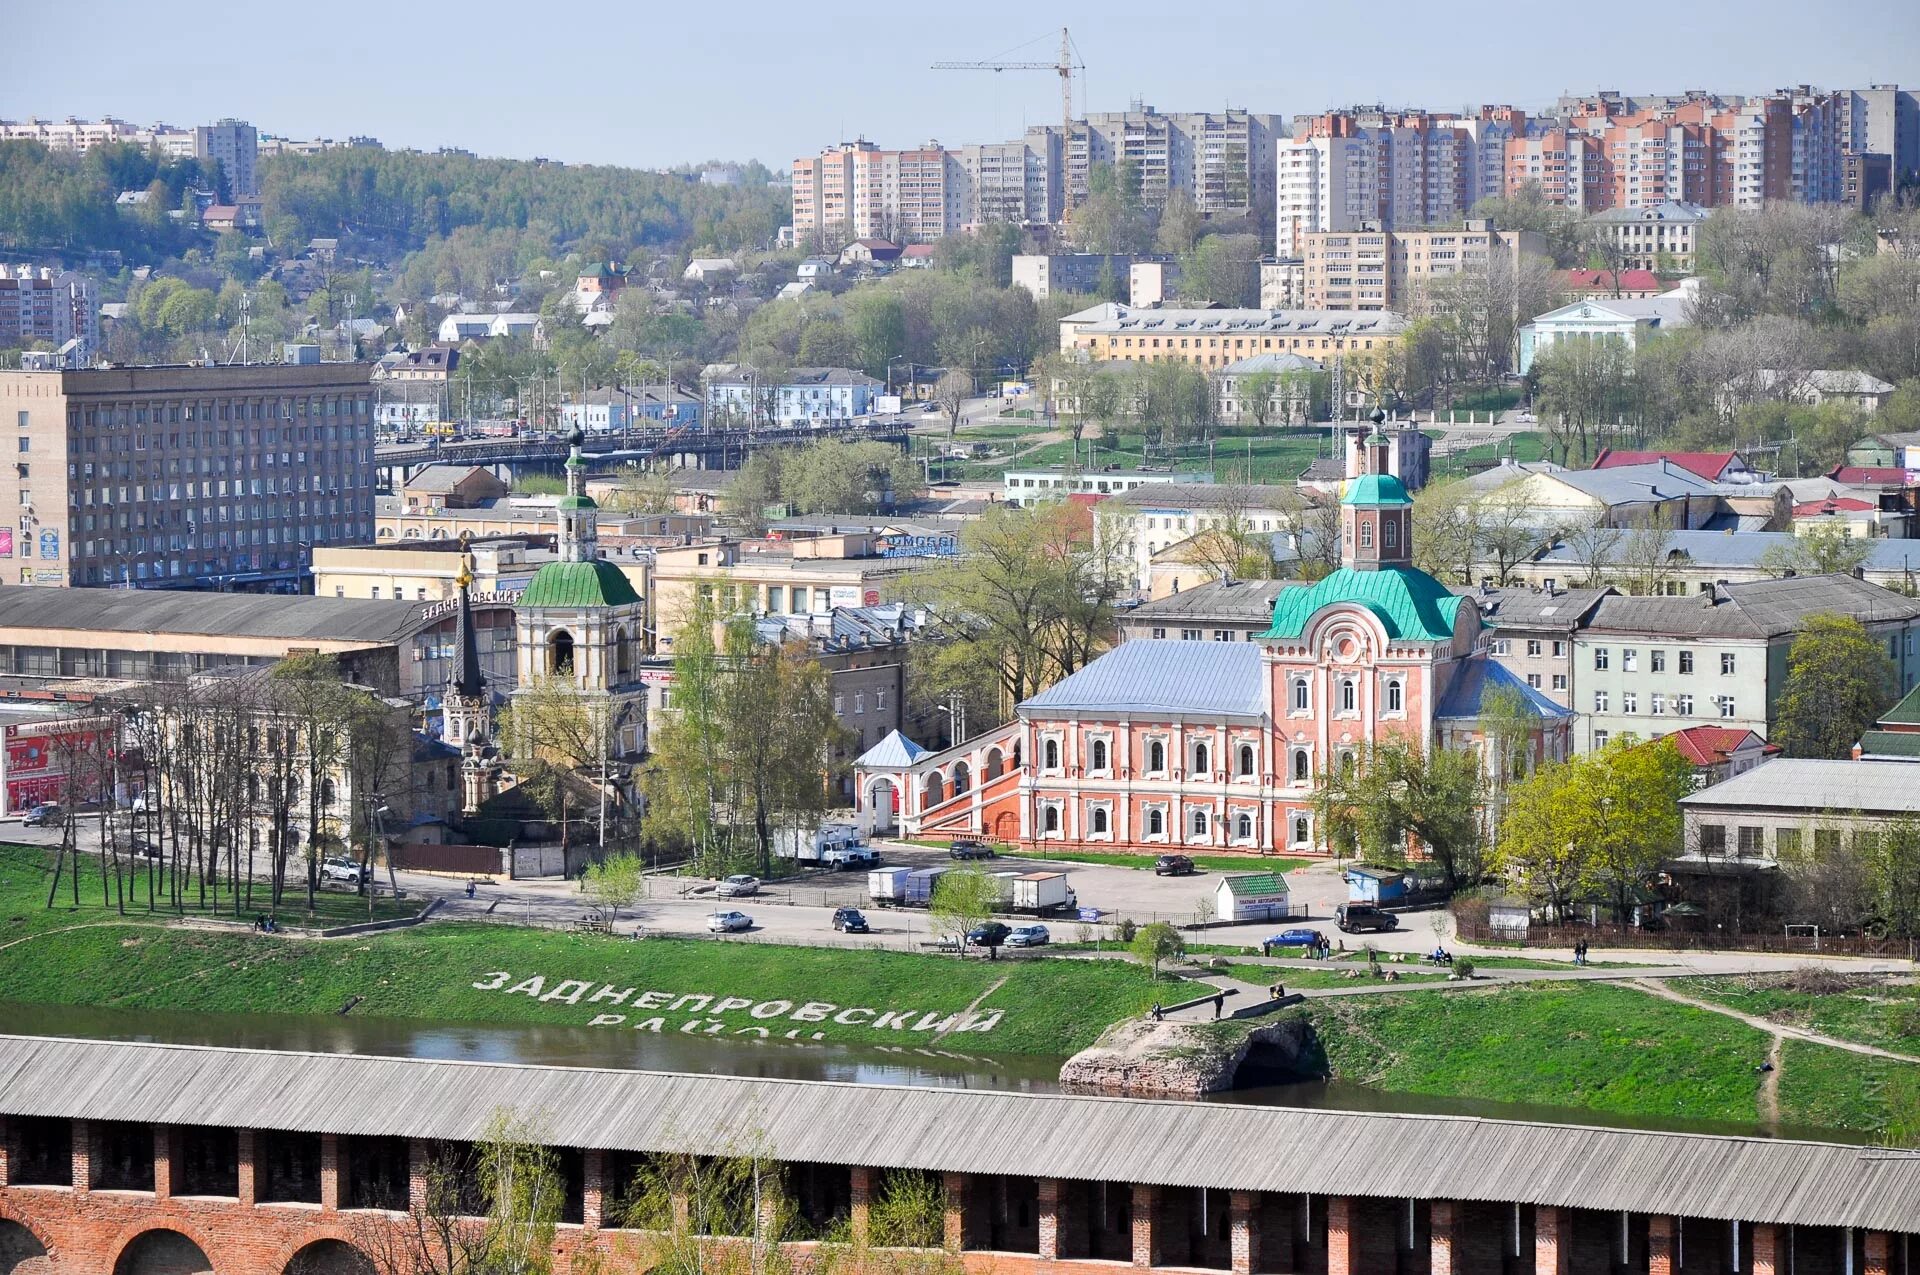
<box><xmin>1266</xmin><ymin>927</ymin><xmax>1323</xmax><ymax>948</ymax></box>
<box><xmin>1007</xmin><ymin>924</ymin><xmax>1050</xmax><ymax>948</ymax></box>
<box><xmin>949</xmin><ymin>839</ymin><xmax>995</xmax><ymax>860</ymax></box>
<box><xmin>716</xmin><ymin>874</ymin><xmax>760</xmax><ymax>898</ymax></box>
<box><xmin>22</xmin><ymin>803</ymin><xmax>60</xmax><ymax>828</ymax></box>
<box><xmin>967</xmin><ymin>921</ymin><xmax>1012</xmax><ymax>948</ymax></box>
<box><xmin>321</xmin><ymin>856</ymin><xmax>367</xmax><ymax>885</ymax></box>
<box><xmin>1336</xmin><ymin>904</ymin><xmax>1397</xmax><ymax>934</ymax></box>
<box><xmin>832</xmin><ymin>907</ymin><xmax>870</xmax><ymax>933</ymax></box>
<box><xmin>1153</xmin><ymin>854</ymin><xmax>1196</xmax><ymax>877</ymax></box>
<box><xmin>707</xmin><ymin>910</ymin><xmax>753</xmax><ymax>933</ymax></box>
<box><xmin>130</xmin><ymin>837</ymin><xmax>163</xmax><ymax>861</ymax></box>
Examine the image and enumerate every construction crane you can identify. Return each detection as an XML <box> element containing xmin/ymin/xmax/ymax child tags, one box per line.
<box><xmin>932</xmin><ymin>27</ymin><xmax>1084</xmax><ymax>213</ymax></box>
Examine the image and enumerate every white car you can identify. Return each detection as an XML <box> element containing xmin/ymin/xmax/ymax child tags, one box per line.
<box><xmin>716</xmin><ymin>874</ymin><xmax>760</xmax><ymax>898</ymax></box>
<box><xmin>321</xmin><ymin>856</ymin><xmax>367</xmax><ymax>885</ymax></box>
<box><xmin>1511</xmin><ymin>410</ymin><xmax>1537</xmax><ymax>424</ymax></box>
<box><xmin>707</xmin><ymin>910</ymin><xmax>753</xmax><ymax>933</ymax></box>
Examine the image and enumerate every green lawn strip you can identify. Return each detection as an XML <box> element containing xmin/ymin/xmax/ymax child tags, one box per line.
<box><xmin>1</xmin><ymin>843</ymin><xmax>412</xmax><ymax>935</ymax></box>
<box><xmin>1775</xmin><ymin>1039</ymin><xmax>1920</xmax><ymax>1134</ymax></box>
<box><xmin>0</xmin><ymin>920</ymin><xmax>1162</xmax><ymax>1056</ymax></box>
<box><xmin>1301</xmin><ymin>982</ymin><xmax>1774</xmax><ymax>1124</ymax></box>
<box><xmin>1678</xmin><ymin>976</ymin><xmax>1920</xmax><ymax>1055</ymax></box>
<box><xmin>1219</xmin><ymin>963</ymin><xmax>1447</xmax><ymax>990</ymax></box>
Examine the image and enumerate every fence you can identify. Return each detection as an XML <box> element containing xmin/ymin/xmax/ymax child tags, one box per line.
<box><xmin>391</xmin><ymin>842</ymin><xmax>504</xmax><ymax>876</ymax></box>
<box><xmin>1455</xmin><ymin>918</ymin><xmax>1920</xmax><ymax>960</ymax></box>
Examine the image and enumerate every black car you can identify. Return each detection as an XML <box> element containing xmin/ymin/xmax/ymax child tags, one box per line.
<box><xmin>966</xmin><ymin>921</ymin><xmax>1012</xmax><ymax>948</ymax></box>
<box><xmin>832</xmin><ymin>907</ymin><xmax>870</xmax><ymax>934</ymax></box>
<box><xmin>949</xmin><ymin>839</ymin><xmax>995</xmax><ymax>860</ymax></box>
<box><xmin>1154</xmin><ymin>854</ymin><xmax>1196</xmax><ymax>876</ymax></box>
<box><xmin>1336</xmin><ymin>903</ymin><xmax>1398</xmax><ymax>934</ymax></box>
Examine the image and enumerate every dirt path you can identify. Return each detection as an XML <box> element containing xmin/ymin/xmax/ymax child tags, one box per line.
<box><xmin>1629</xmin><ymin>978</ymin><xmax>1920</xmax><ymax>1064</ymax></box>
<box><xmin>931</xmin><ymin>975</ymin><xmax>1008</xmax><ymax>1042</ymax></box>
<box><xmin>1758</xmin><ymin>1035</ymin><xmax>1784</xmax><ymax>1125</ymax></box>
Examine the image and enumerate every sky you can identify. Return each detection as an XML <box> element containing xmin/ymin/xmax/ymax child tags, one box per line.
<box><xmin>5</xmin><ymin>0</ymin><xmax>1918</xmax><ymax>169</ymax></box>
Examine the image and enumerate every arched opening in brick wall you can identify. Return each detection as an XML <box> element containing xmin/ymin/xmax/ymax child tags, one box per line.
<box><xmin>0</xmin><ymin>1220</ymin><xmax>52</xmax><ymax>1275</ymax></box>
<box><xmin>283</xmin><ymin>1240</ymin><xmax>375</xmax><ymax>1275</ymax></box>
<box><xmin>112</xmin><ymin>1230</ymin><xmax>212</xmax><ymax>1275</ymax></box>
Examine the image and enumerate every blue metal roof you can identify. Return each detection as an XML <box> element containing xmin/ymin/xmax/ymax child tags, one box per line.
<box><xmin>1022</xmin><ymin>640</ymin><xmax>1265</xmax><ymax>719</ymax></box>
<box><xmin>1435</xmin><ymin>656</ymin><xmax>1573</xmax><ymax>720</ymax></box>
<box><xmin>855</xmin><ymin>730</ymin><xmax>929</xmax><ymax>769</ymax></box>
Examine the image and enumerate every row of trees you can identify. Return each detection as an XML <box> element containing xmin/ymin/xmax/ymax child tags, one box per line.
<box><xmin>0</xmin><ymin>138</ymin><xmax>224</xmax><ymax>260</ymax></box>
<box><xmin>43</xmin><ymin>655</ymin><xmax>413</xmax><ymax>920</ymax></box>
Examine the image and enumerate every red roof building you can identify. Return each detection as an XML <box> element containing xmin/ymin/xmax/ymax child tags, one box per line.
<box><xmin>1662</xmin><ymin>725</ymin><xmax>1778</xmax><ymax>785</ymax></box>
<box><xmin>1591</xmin><ymin>449</ymin><xmax>1747</xmax><ymax>482</ymax></box>
<box><xmin>1792</xmin><ymin>496</ymin><xmax>1876</xmax><ymax>517</ymax></box>
<box><xmin>1826</xmin><ymin>466</ymin><xmax>1911</xmax><ymax>486</ymax></box>
<box><xmin>1561</xmin><ymin>268</ymin><xmax>1665</xmax><ymax>297</ymax></box>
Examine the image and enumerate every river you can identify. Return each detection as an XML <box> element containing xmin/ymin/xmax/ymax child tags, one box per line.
<box><xmin>0</xmin><ymin>1002</ymin><xmax>1874</xmax><ymax>1146</ymax></box>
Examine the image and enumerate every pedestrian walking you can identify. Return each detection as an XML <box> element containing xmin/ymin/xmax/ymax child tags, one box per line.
<box><xmin>1212</xmin><ymin>994</ymin><xmax>1224</xmax><ymax>1020</ymax></box>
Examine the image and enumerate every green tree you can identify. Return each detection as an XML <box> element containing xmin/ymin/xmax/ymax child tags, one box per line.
<box><xmin>583</xmin><ymin>852</ymin><xmax>645</xmax><ymax>921</ymax></box>
<box><xmin>1070</xmin><ymin>161</ymin><xmax>1151</xmax><ymax>254</ymax></box>
<box><xmin>1235</xmin><ymin>369</ymin><xmax>1280</xmax><ymax>428</ymax></box>
<box><xmin>1760</xmin><ymin>523</ymin><xmax>1875</xmax><ymax>578</ymax></box>
<box><xmin>603</xmin><ymin>467</ymin><xmax>677</xmax><ymax>515</ymax></box>
<box><xmin>1578</xmin><ymin>737</ymin><xmax>1693</xmax><ymax>925</ymax></box>
<box><xmin>1312</xmin><ymin>738</ymin><xmax>1486</xmax><ymax>887</ymax></box>
<box><xmin>725</xmin><ymin>451</ymin><xmax>784</xmax><ymax>535</ymax></box>
<box><xmin>930</xmin><ymin>865</ymin><xmax>1002</xmax><ymax>958</ymax></box>
<box><xmin>905</xmin><ymin>503</ymin><xmax>1120</xmax><ymax>708</ymax></box>
<box><xmin>1775</xmin><ymin>613</ymin><xmax>1899</xmax><ymax>759</ymax></box>
<box><xmin>1130</xmin><ymin>920</ymin><xmax>1185</xmax><ymax>979</ymax></box>
<box><xmin>1494</xmin><ymin>758</ymin><xmax>1592</xmax><ymax>920</ymax></box>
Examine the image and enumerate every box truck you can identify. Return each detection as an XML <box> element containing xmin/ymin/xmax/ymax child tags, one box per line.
<box><xmin>1012</xmin><ymin>872</ymin><xmax>1076</xmax><ymax>915</ymax></box>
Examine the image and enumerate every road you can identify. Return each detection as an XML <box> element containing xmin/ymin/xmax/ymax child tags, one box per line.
<box><xmin>9</xmin><ymin>819</ymin><xmax>1913</xmax><ymax>976</ymax></box>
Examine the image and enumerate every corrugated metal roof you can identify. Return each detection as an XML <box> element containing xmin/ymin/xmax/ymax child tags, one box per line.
<box><xmin>0</xmin><ymin>585</ymin><xmax>428</xmax><ymax>644</ymax></box>
<box><xmin>1022</xmin><ymin>641</ymin><xmax>1264</xmax><ymax>719</ymax></box>
<box><xmin>1128</xmin><ymin>579</ymin><xmax>1299</xmax><ymax>625</ymax></box>
<box><xmin>1680</xmin><ymin>758</ymin><xmax>1920</xmax><ymax>814</ymax></box>
<box><xmin>856</xmin><ymin>729</ymin><xmax>928</xmax><ymax>768</ymax></box>
<box><xmin>1853</xmin><ymin>730</ymin><xmax>1920</xmax><ymax>759</ymax></box>
<box><xmin>1587</xmin><ymin>574</ymin><xmax>1920</xmax><ymax>639</ymax></box>
<box><xmin>0</xmin><ymin>1036</ymin><xmax>1913</xmax><ymax>1229</ymax></box>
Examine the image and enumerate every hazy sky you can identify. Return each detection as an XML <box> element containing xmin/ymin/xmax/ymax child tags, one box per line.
<box><xmin>6</xmin><ymin>0</ymin><xmax>1918</xmax><ymax>169</ymax></box>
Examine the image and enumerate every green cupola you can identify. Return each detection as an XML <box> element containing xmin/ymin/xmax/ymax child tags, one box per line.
<box><xmin>1342</xmin><ymin>409</ymin><xmax>1412</xmax><ymax>571</ymax></box>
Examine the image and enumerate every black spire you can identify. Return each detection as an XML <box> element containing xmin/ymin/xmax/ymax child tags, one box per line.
<box><xmin>449</xmin><ymin>559</ymin><xmax>484</xmax><ymax>699</ymax></box>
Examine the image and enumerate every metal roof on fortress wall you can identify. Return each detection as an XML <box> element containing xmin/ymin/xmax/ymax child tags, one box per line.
<box><xmin>0</xmin><ymin>1036</ymin><xmax>1914</xmax><ymax>1230</ymax></box>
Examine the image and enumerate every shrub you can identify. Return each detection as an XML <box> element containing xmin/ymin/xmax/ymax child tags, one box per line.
<box><xmin>1454</xmin><ymin>959</ymin><xmax>1476</xmax><ymax>979</ymax></box>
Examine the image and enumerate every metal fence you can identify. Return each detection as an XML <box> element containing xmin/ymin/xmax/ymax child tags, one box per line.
<box><xmin>1455</xmin><ymin>918</ymin><xmax>1920</xmax><ymax>960</ymax></box>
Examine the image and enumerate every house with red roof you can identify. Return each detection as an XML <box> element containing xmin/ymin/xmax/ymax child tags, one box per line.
<box><xmin>1662</xmin><ymin>725</ymin><xmax>1778</xmax><ymax>787</ymax></box>
<box><xmin>1591</xmin><ymin>449</ymin><xmax>1753</xmax><ymax>483</ymax></box>
<box><xmin>1561</xmin><ymin>268</ymin><xmax>1665</xmax><ymax>299</ymax></box>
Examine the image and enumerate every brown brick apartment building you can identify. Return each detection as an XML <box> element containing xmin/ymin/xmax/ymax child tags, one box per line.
<box><xmin>0</xmin><ymin>363</ymin><xmax>376</xmax><ymax>590</ymax></box>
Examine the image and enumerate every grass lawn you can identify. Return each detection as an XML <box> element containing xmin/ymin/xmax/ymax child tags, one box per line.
<box><xmin>1775</xmin><ymin>1040</ymin><xmax>1920</xmax><ymax>1137</ymax></box>
<box><xmin>1220</xmin><ymin>963</ymin><xmax>1448</xmax><ymax>990</ymax></box>
<box><xmin>0</xmin><ymin>839</ymin><xmax>1165</xmax><ymax>1056</ymax></box>
<box><xmin>1301</xmin><ymin>981</ymin><xmax>1832</xmax><ymax>1128</ymax></box>
<box><xmin>2</xmin><ymin>843</ymin><xmax>414</xmax><ymax>935</ymax></box>
<box><xmin>948</xmin><ymin>428</ymin><xmax>1337</xmax><ymax>486</ymax></box>
<box><xmin>1681</xmin><ymin>974</ymin><xmax>1920</xmax><ymax>1056</ymax></box>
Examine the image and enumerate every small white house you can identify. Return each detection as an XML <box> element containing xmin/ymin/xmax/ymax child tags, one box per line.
<box><xmin>1215</xmin><ymin>872</ymin><xmax>1289</xmax><ymax>923</ymax></box>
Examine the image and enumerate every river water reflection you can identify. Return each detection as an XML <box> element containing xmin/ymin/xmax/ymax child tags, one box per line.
<box><xmin>0</xmin><ymin>1002</ymin><xmax>1873</xmax><ymax>1145</ymax></box>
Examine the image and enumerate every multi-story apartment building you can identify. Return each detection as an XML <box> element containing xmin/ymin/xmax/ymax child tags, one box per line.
<box><xmin>196</xmin><ymin>118</ymin><xmax>259</xmax><ymax>197</ymax></box>
<box><xmin>1299</xmin><ymin>221</ymin><xmax>1545</xmax><ymax>311</ymax></box>
<box><xmin>794</xmin><ymin>107</ymin><xmax>1275</xmax><ymax>244</ymax></box>
<box><xmin>1072</xmin><ymin>105</ymin><xmax>1281</xmax><ymax>215</ymax></box>
<box><xmin>1838</xmin><ymin>83</ymin><xmax>1920</xmax><ymax>184</ymax></box>
<box><xmin>1063</xmin><ymin>305</ymin><xmax>1409</xmax><ymax>370</ymax></box>
<box><xmin>1573</xmin><ymin>576</ymin><xmax>1920</xmax><ymax>752</ymax></box>
<box><xmin>0</xmin><ymin>362</ymin><xmax>376</xmax><ymax>590</ymax></box>
<box><xmin>1275</xmin><ymin>109</ymin><xmax>1502</xmax><ymax>257</ymax></box>
<box><xmin>1472</xmin><ymin>585</ymin><xmax>1614</xmax><ymax>710</ymax></box>
<box><xmin>0</xmin><ymin>266</ymin><xmax>97</xmax><ymax>356</ymax></box>
<box><xmin>0</xmin><ymin>116</ymin><xmax>258</xmax><ymax>196</ymax></box>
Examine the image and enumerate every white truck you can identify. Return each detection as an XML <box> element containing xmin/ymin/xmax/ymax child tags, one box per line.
<box><xmin>775</xmin><ymin>822</ymin><xmax>868</xmax><ymax>868</ymax></box>
<box><xmin>867</xmin><ymin>866</ymin><xmax>911</xmax><ymax>905</ymax></box>
<box><xmin>1012</xmin><ymin>871</ymin><xmax>1076</xmax><ymax>916</ymax></box>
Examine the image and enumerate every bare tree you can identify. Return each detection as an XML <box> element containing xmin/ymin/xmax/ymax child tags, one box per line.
<box><xmin>1561</xmin><ymin>513</ymin><xmax>1625</xmax><ymax>587</ymax></box>
<box><xmin>931</xmin><ymin>369</ymin><xmax>973</xmax><ymax>440</ymax></box>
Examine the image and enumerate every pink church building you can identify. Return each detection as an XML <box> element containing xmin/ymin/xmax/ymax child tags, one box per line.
<box><xmin>856</xmin><ymin>430</ymin><xmax>1571</xmax><ymax>857</ymax></box>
